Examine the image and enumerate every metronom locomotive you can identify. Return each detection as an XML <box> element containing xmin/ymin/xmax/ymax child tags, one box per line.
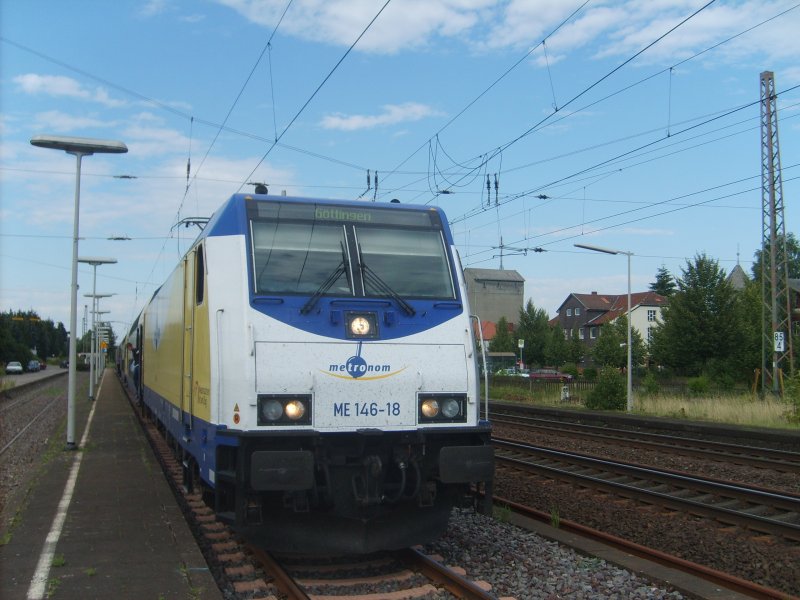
<box><xmin>119</xmin><ymin>193</ymin><xmax>494</xmax><ymax>553</ymax></box>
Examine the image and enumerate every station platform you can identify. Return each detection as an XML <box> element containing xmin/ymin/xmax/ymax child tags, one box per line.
<box><xmin>0</xmin><ymin>370</ymin><xmax>222</xmax><ymax>600</ymax></box>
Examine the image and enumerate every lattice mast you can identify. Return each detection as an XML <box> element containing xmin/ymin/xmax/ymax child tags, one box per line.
<box><xmin>760</xmin><ymin>71</ymin><xmax>794</xmax><ymax>394</ymax></box>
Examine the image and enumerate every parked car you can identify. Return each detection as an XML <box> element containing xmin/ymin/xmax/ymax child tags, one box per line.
<box><xmin>529</xmin><ymin>368</ymin><xmax>573</xmax><ymax>383</ymax></box>
<box><xmin>5</xmin><ymin>361</ymin><xmax>23</xmax><ymax>374</ymax></box>
<box><xmin>60</xmin><ymin>360</ymin><xmax>69</xmax><ymax>368</ymax></box>
<box><xmin>26</xmin><ymin>360</ymin><xmax>41</xmax><ymax>372</ymax></box>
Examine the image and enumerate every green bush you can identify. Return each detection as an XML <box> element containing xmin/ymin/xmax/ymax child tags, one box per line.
<box><xmin>688</xmin><ymin>375</ymin><xmax>710</xmax><ymax>396</ymax></box>
<box><xmin>585</xmin><ymin>367</ymin><xmax>626</xmax><ymax>410</ymax></box>
<box><xmin>582</xmin><ymin>367</ymin><xmax>598</xmax><ymax>381</ymax></box>
<box><xmin>783</xmin><ymin>372</ymin><xmax>800</xmax><ymax>423</ymax></box>
<box><xmin>562</xmin><ymin>362</ymin><xmax>579</xmax><ymax>378</ymax></box>
<box><xmin>641</xmin><ymin>372</ymin><xmax>660</xmax><ymax>396</ymax></box>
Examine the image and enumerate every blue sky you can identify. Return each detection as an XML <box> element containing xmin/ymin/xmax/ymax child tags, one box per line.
<box><xmin>2</xmin><ymin>0</ymin><xmax>799</xmax><ymax>344</ymax></box>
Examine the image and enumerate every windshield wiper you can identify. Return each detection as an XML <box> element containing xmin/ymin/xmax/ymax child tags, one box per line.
<box><xmin>300</xmin><ymin>243</ymin><xmax>349</xmax><ymax>314</ymax></box>
<box><xmin>359</xmin><ymin>254</ymin><xmax>416</xmax><ymax>316</ymax></box>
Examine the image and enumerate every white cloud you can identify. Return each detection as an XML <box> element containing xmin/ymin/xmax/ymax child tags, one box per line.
<box><xmin>215</xmin><ymin>0</ymin><xmax>496</xmax><ymax>54</ymax></box>
<box><xmin>215</xmin><ymin>0</ymin><xmax>800</xmax><ymax>67</ymax></box>
<box><xmin>139</xmin><ymin>0</ymin><xmax>170</xmax><ymax>17</ymax></box>
<box><xmin>14</xmin><ymin>74</ymin><xmax>126</xmax><ymax>108</ymax></box>
<box><xmin>31</xmin><ymin>111</ymin><xmax>113</xmax><ymax>133</ymax></box>
<box><xmin>320</xmin><ymin>102</ymin><xmax>443</xmax><ymax>131</ymax></box>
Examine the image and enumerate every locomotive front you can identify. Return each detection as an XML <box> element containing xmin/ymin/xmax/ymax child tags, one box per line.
<box><xmin>209</xmin><ymin>195</ymin><xmax>493</xmax><ymax>553</ymax></box>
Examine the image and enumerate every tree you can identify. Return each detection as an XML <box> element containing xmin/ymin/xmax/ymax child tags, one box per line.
<box><xmin>0</xmin><ymin>310</ymin><xmax>68</xmax><ymax>365</ymax></box>
<box><xmin>566</xmin><ymin>331</ymin><xmax>585</xmax><ymax>365</ymax></box>
<box><xmin>515</xmin><ymin>299</ymin><xmax>550</xmax><ymax>367</ymax></box>
<box><xmin>544</xmin><ymin>324</ymin><xmax>568</xmax><ymax>367</ymax></box>
<box><xmin>750</xmin><ymin>232</ymin><xmax>800</xmax><ymax>281</ymax></box>
<box><xmin>649</xmin><ymin>265</ymin><xmax>677</xmax><ymax>297</ymax></box>
<box><xmin>592</xmin><ymin>315</ymin><xmax>645</xmax><ymax>369</ymax></box>
<box><xmin>489</xmin><ymin>316</ymin><xmax>515</xmax><ymax>353</ymax></box>
<box><xmin>650</xmin><ymin>254</ymin><xmax>743</xmax><ymax>378</ymax></box>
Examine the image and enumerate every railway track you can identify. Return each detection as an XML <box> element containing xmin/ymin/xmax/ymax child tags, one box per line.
<box><xmin>492</xmin><ymin>494</ymin><xmax>795</xmax><ymax>600</ymax></box>
<box><xmin>494</xmin><ymin>437</ymin><xmax>800</xmax><ymax>543</ymax></box>
<box><xmin>248</xmin><ymin>545</ymin><xmax>497</xmax><ymax>600</ymax></box>
<box><xmin>490</xmin><ymin>410</ymin><xmax>800</xmax><ymax>473</ymax></box>
<box><xmin>126</xmin><ymin>378</ymin><xmax>500</xmax><ymax>599</ymax></box>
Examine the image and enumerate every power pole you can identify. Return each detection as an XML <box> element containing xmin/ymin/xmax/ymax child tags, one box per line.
<box><xmin>760</xmin><ymin>71</ymin><xmax>794</xmax><ymax>395</ymax></box>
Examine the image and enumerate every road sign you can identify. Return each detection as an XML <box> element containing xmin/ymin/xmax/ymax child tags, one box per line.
<box><xmin>774</xmin><ymin>331</ymin><xmax>785</xmax><ymax>352</ymax></box>
<box><xmin>518</xmin><ymin>339</ymin><xmax>525</xmax><ymax>349</ymax></box>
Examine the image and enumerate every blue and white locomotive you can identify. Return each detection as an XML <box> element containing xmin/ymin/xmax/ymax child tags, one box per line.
<box><xmin>121</xmin><ymin>193</ymin><xmax>494</xmax><ymax>553</ymax></box>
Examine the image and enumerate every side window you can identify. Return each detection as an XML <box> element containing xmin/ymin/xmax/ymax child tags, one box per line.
<box><xmin>575</xmin><ymin>307</ymin><xmax>581</xmax><ymax>316</ymax></box>
<box><xmin>195</xmin><ymin>244</ymin><xmax>205</xmax><ymax>305</ymax></box>
<box><xmin>566</xmin><ymin>308</ymin><xmax>572</xmax><ymax>316</ymax></box>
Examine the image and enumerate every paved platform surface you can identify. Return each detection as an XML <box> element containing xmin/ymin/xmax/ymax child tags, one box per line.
<box><xmin>0</xmin><ymin>370</ymin><xmax>222</xmax><ymax>600</ymax></box>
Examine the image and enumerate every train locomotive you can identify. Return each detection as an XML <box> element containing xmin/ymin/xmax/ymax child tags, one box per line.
<box><xmin>120</xmin><ymin>193</ymin><xmax>494</xmax><ymax>553</ymax></box>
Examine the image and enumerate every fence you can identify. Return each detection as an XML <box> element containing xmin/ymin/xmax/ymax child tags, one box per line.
<box><xmin>486</xmin><ymin>375</ymin><xmax>750</xmax><ymax>399</ymax></box>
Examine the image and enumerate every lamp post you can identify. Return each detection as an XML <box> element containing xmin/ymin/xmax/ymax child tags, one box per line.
<box><xmin>78</xmin><ymin>256</ymin><xmax>117</xmax><ymax>401</ymax></box>
<box><xmin>80</xmin><ymin>257</ymin><xmax>116</xmax><ymax>401</ymax></box>
<box><xmin>93</xmin><ymin>310</ymin><xmax>111</xmax><ymax>385</ymax></box>
<box><xmin>31</xmin><ymin>135</ymin><xmax>127</xmax><ymax>449</ymax></box>
<box><xmin>575</xmin><ymin>243</ymin><xmax>634</xmax><ymax>412</ymax></box>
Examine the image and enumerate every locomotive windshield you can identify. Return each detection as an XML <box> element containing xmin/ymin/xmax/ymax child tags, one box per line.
<box><xmin>249</xmin><ymin>201</ymin><xmax>456</xmax><ymax>300</ymax></box>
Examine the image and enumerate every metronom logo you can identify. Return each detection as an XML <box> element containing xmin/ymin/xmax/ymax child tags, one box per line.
<box><xmin>321</xmin><ymin>342</ymin><xmax>406</xmax><ymax>381</ymax></box>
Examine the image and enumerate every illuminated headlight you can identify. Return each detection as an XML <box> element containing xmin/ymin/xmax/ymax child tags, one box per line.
<box><xmin>421</xmin><ymin>399</ymin><xmax>440</xmax><ymax>418</ymax></box>
<box><xmin>418</xmin><ymin>394</ymin><xmax>467</xmax><ymax>423</ymax></box>
<box><xmin>345</xmin><ymin>312</ymin><xmax>378</xmax><ymax>339</ymax></box>
<box><xmin>284</xmin><ymin>400</ymin><xmax>306</xmax><ymax>420</ymax></box>
<box><xmin>257</xmin><ymin>394</ymin><xmax>312</xmax><ymax>426</ymax></box>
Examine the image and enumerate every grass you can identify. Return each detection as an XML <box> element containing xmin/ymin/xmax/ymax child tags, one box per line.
<box><xmin>633</xmin><ymin>393</ymin><xmax>795</xmax><ymax>428</ymax></box>
<box><xmin>493</xmin><ymin>502</ymin><xmax>513</xmax><ymax>523</ymax></box>
<box><xmin>489</xmin><ymin>381</ymin><xmax>799</xmax><ymax>429</ymax></box>
<box><xmin>549</xmin><ymin>506</ymin><xmax>561</xmax><ymax>529</ymax></box>
<box><xmin>0</xmin><ymin>377</ymin><xmax>15</xmax><ymax>392</ymax></box>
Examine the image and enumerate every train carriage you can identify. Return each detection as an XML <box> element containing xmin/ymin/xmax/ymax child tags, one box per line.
<box><xmin>121</xmin><ymin>193</ymin><xmax>494</xmax><ymax>553</ymax></box>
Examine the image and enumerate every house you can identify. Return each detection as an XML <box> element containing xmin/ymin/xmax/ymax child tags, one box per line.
<box><xmin>727</xmin><ymin>264</ymin><xmax>749</xmax><ymax>291</ymax></box>
<box><xmin>463</xmin><ymin>268</ymin><xmax>524</xmax><ymax>325</ymax></box>
<box><xmin>553</xmin><ymin>291</ymin><xmax>668</xmax><ymax>363</ymax></box>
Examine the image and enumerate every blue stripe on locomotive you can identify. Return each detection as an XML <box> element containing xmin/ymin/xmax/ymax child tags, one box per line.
<box><xmin>204</xmin><ymin>194</ymin><xmax>465</xmax><ymax>341</ymax></box>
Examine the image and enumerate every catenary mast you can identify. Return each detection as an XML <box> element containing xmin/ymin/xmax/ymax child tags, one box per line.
<box><xmin>760</xmin><ymin>71</ymin><xmax>794</xmax><ymax>394</ymax></box>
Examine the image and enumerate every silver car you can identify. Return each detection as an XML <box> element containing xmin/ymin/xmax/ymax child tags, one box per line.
<box><xmin>5</xmin><ymin>361</ymin><xmax>23</xmax><ymax>374</ymax></box>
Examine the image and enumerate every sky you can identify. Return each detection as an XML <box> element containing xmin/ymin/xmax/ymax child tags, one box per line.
<box><xmin>2</xmin><ymin>0</ymin><xmax>799</xmax><ymax>346</ymax></box>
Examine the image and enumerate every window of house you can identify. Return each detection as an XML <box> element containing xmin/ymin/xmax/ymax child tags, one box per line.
<box><xmin>647</xmin><ymin>327</ymin><xmax>654</xmax><ymax>343</ymax></box>
<box><xmin>590</xmin><ymin>327</ymin><xmax>597</xmax><ymax>339</ymax></box>
<box><xmin>566</xmin><ymin>308</ymin><xmax>572</xmax><ymax>316</ymax></box>
<box><xmin>575</xmin><ymin>307</ymin><xmax>581</xmax><ymax>316</ymax></box>
<box><xmin>579</xmin><ymin>328</ymin><xmax>585</xmax><ymax>340</ymax></box>
<box><xmin>563</xmin><ymin>328</ymin><xmax>568</xmax><ymax>340</ymax></box>
<box><xmin>647</xmin><ymin>309</ymin><xmax>656</xmax><ymax>322</ymax></box>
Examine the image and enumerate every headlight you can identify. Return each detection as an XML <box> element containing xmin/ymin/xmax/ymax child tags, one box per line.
<box><xmin>258</xmin><ymin>394</ymin><xmax>312</xmax><ymax>426</ymax></box>
<box><xmin>284</xmin><ymin>400</ymin><xmax>306</xmax><ymax>420</ymax></box>
<box><xmin>261</xmin><ymin>399</ymin><xmax>284</xmax><ymax>421</ymax></box>
<box><xmin>441</xmin><ymin>398</ymin><xmax>461</xmax><ymax>419</ymax></box>
<box><xmin>418</xmin><ymin>394</ymin><xmax>467</xmax><ymax>423</ymax></box>
<box><xmin>421</xmin><ymin>399</ymin><xmax>439</xmax><ymax>418</ymax></box>
<box><xmin>345</xmin><ymin>311</ymin><xmax>378</xmax><ymax>339</ymax></box>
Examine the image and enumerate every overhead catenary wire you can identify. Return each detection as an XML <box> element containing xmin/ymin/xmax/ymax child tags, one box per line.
<box><xmin>236</xmin><ymin>0</ymin><xmax>393</xmax><ymax>192</ymax></box>
<box><xmin>416</xmin><ymin>0</ymin><xmax>720</xmax><ymax>211</ymax></box>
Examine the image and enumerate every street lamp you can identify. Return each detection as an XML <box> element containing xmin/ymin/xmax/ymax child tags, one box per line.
<box><xmin>93</xmin><ymin>310</ymin><xmax>111</xmax><ymax>385</ymax></box>
<box><xmin>31</xmin><ymin>135</ymin><xmax>127</xmax><ymax>449</ymax></box>
<box><xmin>575</xmin><ymin>243</ymin><xmax>634</xmax><ymax>412</ymax></box>
<box><xmin>81</xmin><ymin>254</ymin><xmax>116</xmax><ymax>399</ymax></box>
